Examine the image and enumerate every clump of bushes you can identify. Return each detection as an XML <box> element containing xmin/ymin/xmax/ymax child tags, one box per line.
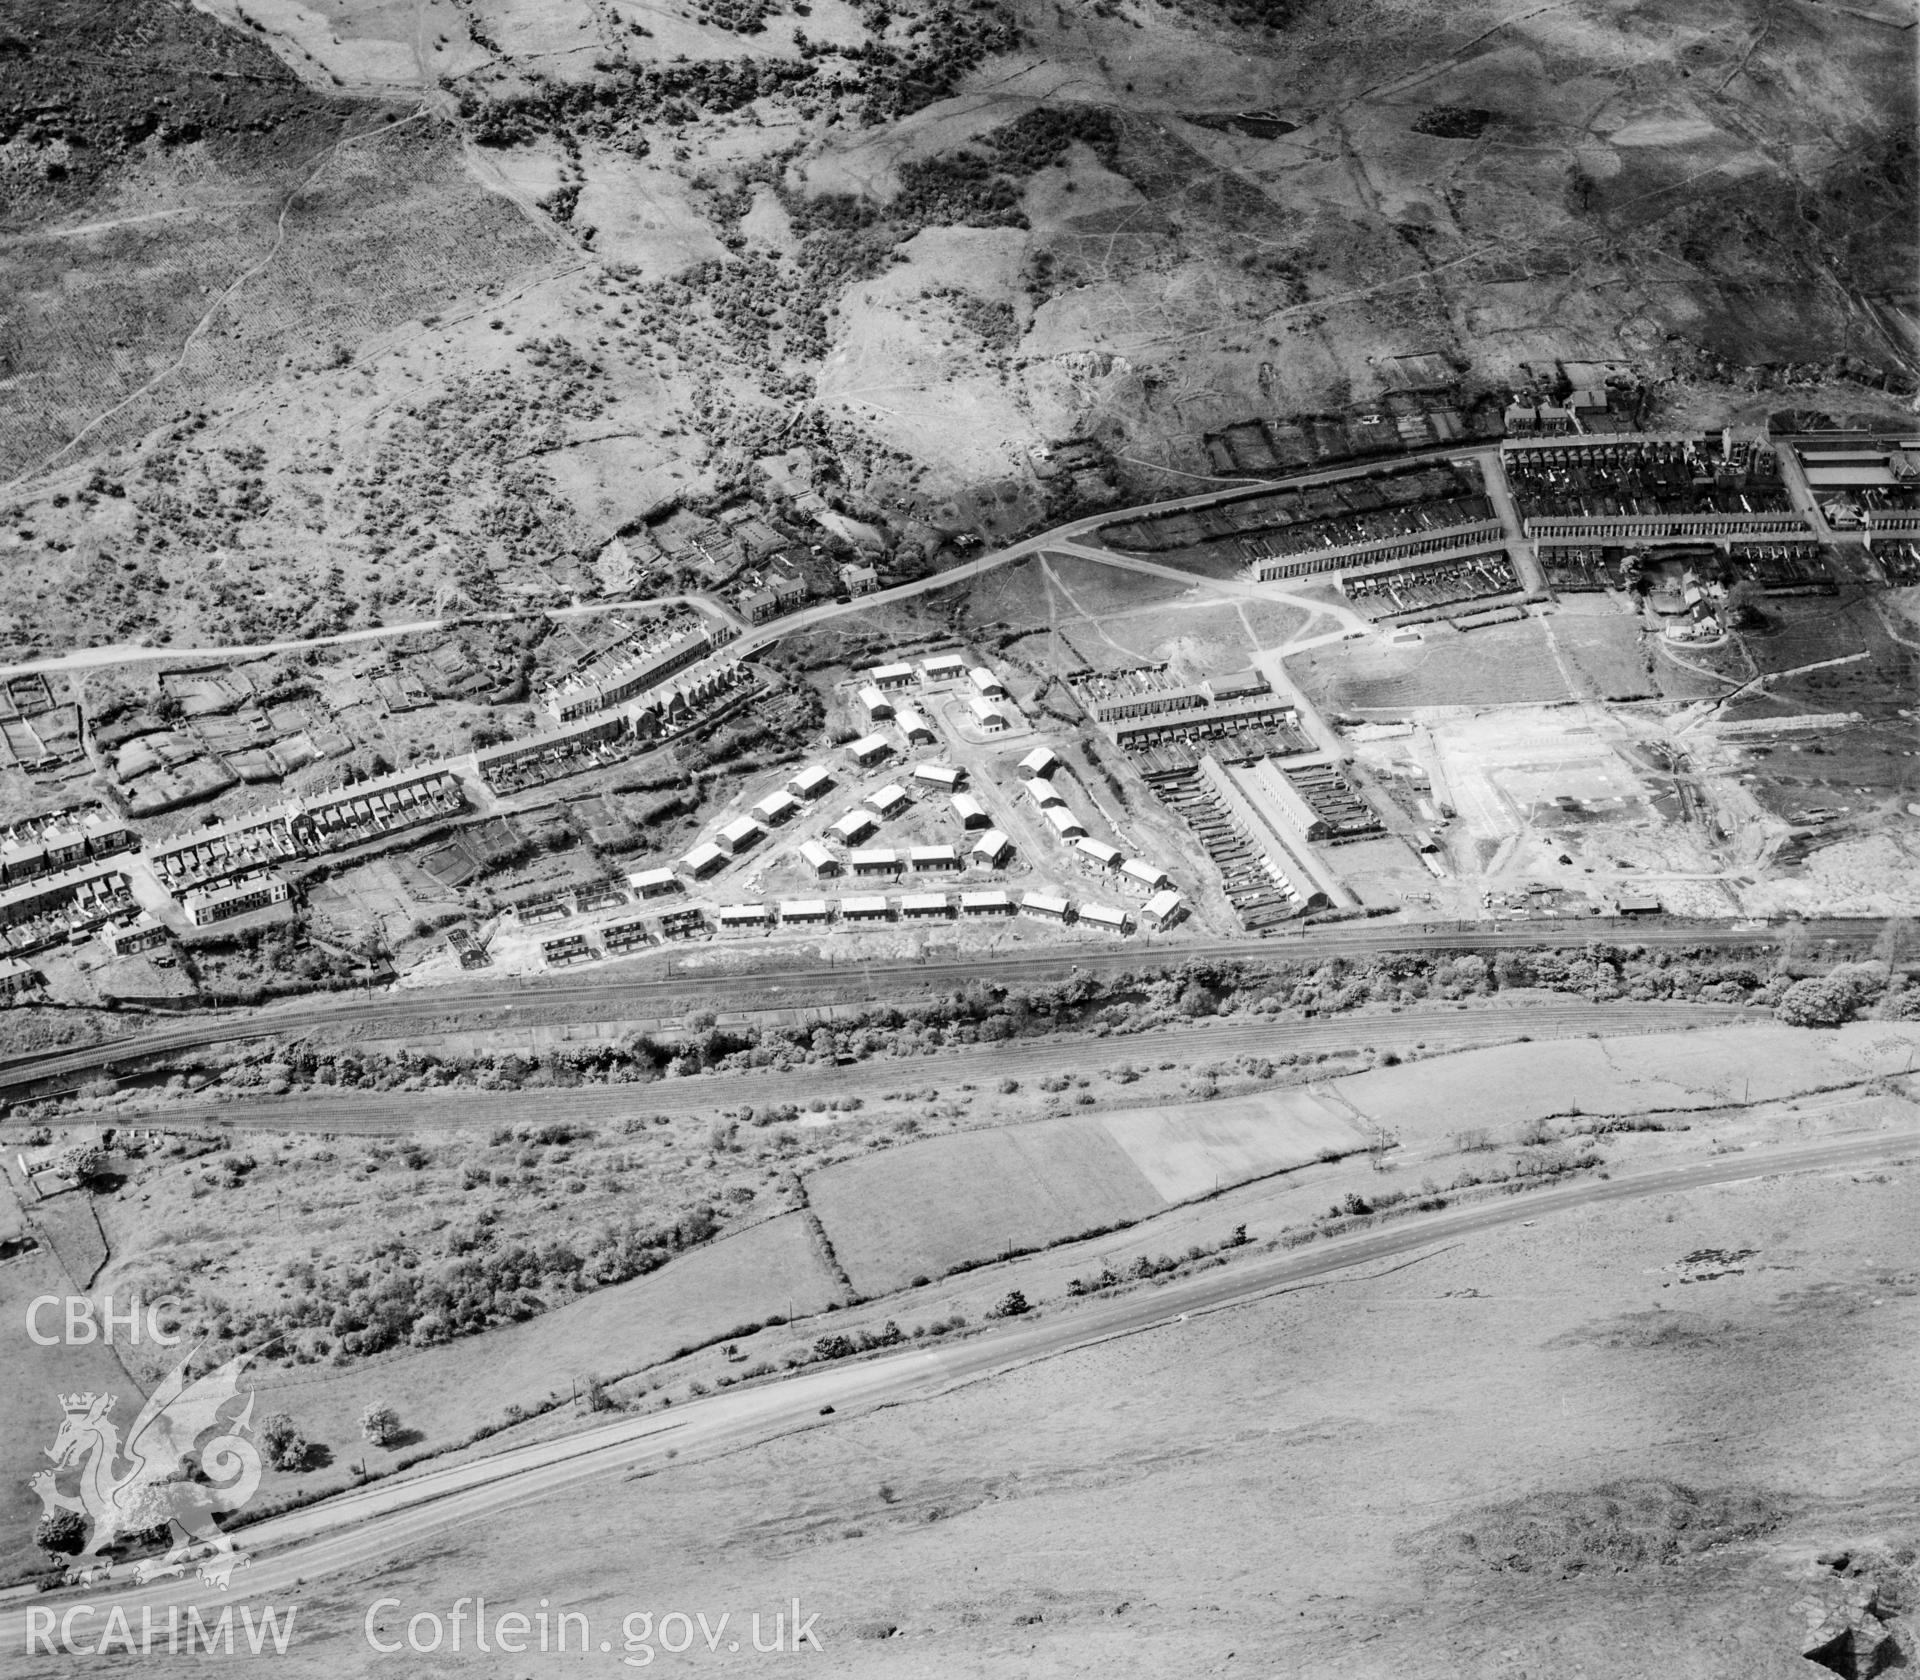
<box><xmin>360</xmin><ymin>1403</ymin><xmax>403</xmax><ymax>1448</ymax></box>
<box><xmin>260</xmin><ymin>1413</ymin><xmax>309</xmax><ymax>1472</ymax></box>
<box><xmin>1774</xmin><ymin>963</ymin><xmax>1914</xmax><ymax>1027</ymax></box>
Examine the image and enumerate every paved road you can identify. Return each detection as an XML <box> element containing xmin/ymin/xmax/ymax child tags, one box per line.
<box><xmin>93</xmin><ymin>1000</ymin><xmax>1749</xmax><ymax>1136</ymax></box>
<box><xmin>0</xmin><ymin>594</ymin><xmax>743</xmax><ymax>682</ymax></box>
<box><xmin>6</xmin><ymin>1124</ymin><xmax>1912</xmax><ymax>1656</ymax></box>
<box><xmin>1</xmin><ymin>441</ymin><xmax>1468</xmax><ymax>679</ymax></box>
<box><xmin>0</xmin><ymin>915</ymin><xmax>1863</xmax><ymax>1094</ymax></box>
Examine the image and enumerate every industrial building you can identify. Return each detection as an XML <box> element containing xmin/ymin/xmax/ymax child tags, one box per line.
<box><xmin>970</xmin><ymin>829</ymin><xmax>1013</xmax><ymax>868</ymax></box>
<box><xmin>678</xmin><ymin>842</ymin><xmax>728</xmax><ymax>880</ymax></box>
<box><xmin>1075</xmin><ymin>838</ymin><xmax>1122</xmax><ymax>871</ymax></box>
<box><xmin>716</xmin><ymin>816</ymin><xmax>764</xmax><ymax>855</ymax></box>
<box><xmin>1120</xmin><ymin>858</ymin><xmax>1171</xmax><ymax>893</ymax></box>
<box><xmin>1044</xmin><ymin>806</ymin><xmax>1088</xmax><ymax>841</ymax></box>
<box><xmin>894</xmin><ymin>706</ymin><xmax>935</xmax><ymax>745</ymax></box>
<box><xmin>966</xmin><ymin>694</ymin><xmax>1009</xmax><ymax>733</ymax></box>
<box><xmin>1142</xmin><ymin>889</ymin><xmax>1186</xmax><ymax>930</ymax></box>
<box><xmin>960</xmin><ymin>889</ymin><xmax>1014</xmax><ymax>916</ymax></box>
<box><xmin>830</xmin><ymin>809</ymin><xmax>879</xmax><ymax>845</ymax></box>
<box><xmin>798</xmin><ymin>840</ymin><xmax>840</xmax><ymax>877</ymax></box>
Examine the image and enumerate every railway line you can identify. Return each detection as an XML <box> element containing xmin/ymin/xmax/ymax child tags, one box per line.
<box><xmin>0</xmin><ymin>912</ymin><xmax>1867</xmax><ymax>1097</ymax></box>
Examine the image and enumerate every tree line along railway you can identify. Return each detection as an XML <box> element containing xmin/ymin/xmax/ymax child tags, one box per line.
<box><xmin>0</xmin><ymin>914</ymin><xmax>1898</xmax><ymax>1099</ymax></box>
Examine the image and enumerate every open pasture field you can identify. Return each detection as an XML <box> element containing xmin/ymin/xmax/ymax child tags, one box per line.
<box><xmin>1331</xmin><ymin>1021</ymin><xmax>1920</xmax><ymax>1143</ymax></box>
<box><xmin>809</xmin><ymin>1081</ymin><xmax>1386</xmax><ymax>1296</ymax></box>
<box><xmin>939</xmin><ymin>555</ymin><xmax>1055</xmax><ymax>635</ymax></box>
<box><xmin>1046</xmin><ymin>593</ymin><xmax>1267</xmax><ymax>677</ymax></box>
<box><xmin>1653</xmin><ymin>634</ymin><xmax>1748</xmax><ymax>699</ymax></box>
<box><xmin>1126</xmin><ymin>601</ymin><xmax>1269</xmax><ymax>676</ymax></box>
<box><xmin>0</xmin><ymin>1247</ymin><xmax>145</xmax><ymax>1586</ymax></box>
<box><xmin>207</xmin><ymin>1131</ymin><xmax>1920</xmax><ymax>1680</ymax></box>
<box><xmin>1042</xmin><ymin>554</ymin><xmax>1195</xmax><ymax>618</ymax></box>
<box><xmin>1241</xmin><ymin>597</ymin><xmax>1322</xmax><ymax>648</ymax></box>
<box><xmin>1099</xmin><ymin>1089</ymin><xmax>1366</xmax><ymax>1201</ymax></box>
<box><xmin>1545</xmin><ymin>605</ymin><xmax>1657</xmax><ymax>701</ymax></box>
<box><xmin>1717</xmin><ymin>597</ymin><xmax>1920</xmax><ymax>827</ymax></box>
<box><xmin>806</xmin><ymin>1118</ymin><xmax>1169</xmax><ymax>1297</ymax></box>
<box><xmin>1288</xmin><ymin>618</ymin><xmax>1574</xmax><ymax>716</ymax></box>
<box><xmin>1732</xmin><ymin>595</ymin><xmax>1913</xmax><ymax>709</ymax></box>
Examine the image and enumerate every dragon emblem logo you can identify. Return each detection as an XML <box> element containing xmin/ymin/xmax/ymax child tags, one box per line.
<box><xmin>30</xmin><ymin>1348</ymin><xmax>261</xmax><ymax>1589</ymax></box>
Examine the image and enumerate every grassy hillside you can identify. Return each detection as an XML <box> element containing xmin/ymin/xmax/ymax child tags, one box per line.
<box><xmin>0</xmin><ymin>0</ymin><xmax>1911</xmax><ymax>656</ymax></box>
